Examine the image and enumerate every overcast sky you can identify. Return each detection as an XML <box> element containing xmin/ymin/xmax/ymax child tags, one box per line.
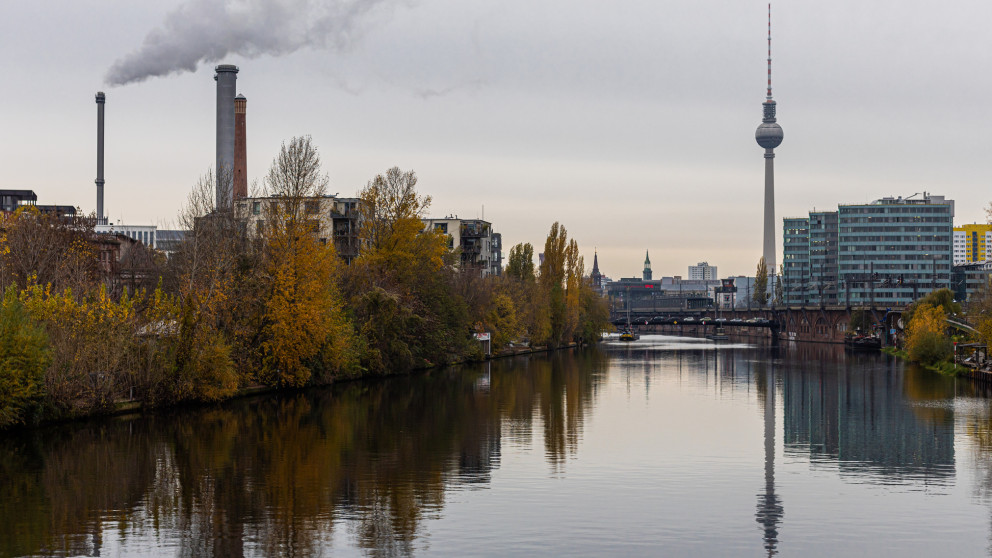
<box><xmin>2</xmin><ymin>0</ymin><xmax>990</xmax><ymax>279</ymax></box>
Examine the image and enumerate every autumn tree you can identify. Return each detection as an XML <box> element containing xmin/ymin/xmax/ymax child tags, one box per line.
<box><xmin>966</xmin><ymin>280</ymin><xmax>992</xmax><ymax>349</ymax></box>
<box><xmin>774</xmin><ymin>264</ymin><xmax>784</xmax><ymax>305</ymax></box>
<box><xmin>505</xmin><ymin>243</ymin><xmax>535</xmax><ymax>282</ymax></box>
<box><xmin>903</xmin><ymin>287</ymin><xmax>960</xmax><ymax>326</ymax></box>
<box><xmin>753</xmin><ymin>257</ymin><xmax>769</xmax><ymax>307</ymax></box>
<box><xmin>905</xmin><ymin>302</ymin><xmax>952</xmax><ymax>365</ymax></box>
<box><xmin>501</xmin><ymin>242</ymin><xmax>540</xmax><ymax>345</ymax></box>
<box><xmin>352</xmin><ymin>167</ymin><xmax>448</xmax><ymax>288</ymax></box>
<box><xmin>160</xmin><ymin>170</ymin><xmax>240</xmax><ymax>401</ymax></box>
<box><xmin>576</xmin><ymin>277</ymin><xmax>611</xmax><ymax>343</ymax></box>
<box><xmin>0</xmin><ymin>207</ymin><xmax>98</xmax><ymax>293</ymax></box>
<box><xmin>537</xmin><ymin>223</ymin><xmax>568</xmax><ymax>347</ymax></box>
<box><xmin>564</xmin><ymin>238</ymin><xmax>583</xmax><ymax>340</ymax></box>
<box><xmin>0</xmin><ymin>287</ymin><xmax>50</xmax><ymax>427</ymax></box>
<box><xmin>347</xmin><ymin>167</ymin><xmax>465</xmax><ymax>372</ymax></box>
<box><xmin>257</xmin><ymin>136</ymin><xmax>354</xmax><ymax>386</ymax></box>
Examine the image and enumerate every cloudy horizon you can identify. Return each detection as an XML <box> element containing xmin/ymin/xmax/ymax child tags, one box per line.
<box><xmin>2</xmin><ymin>0</ymin><xmax>989</xmax><ymax>280</ymax></box>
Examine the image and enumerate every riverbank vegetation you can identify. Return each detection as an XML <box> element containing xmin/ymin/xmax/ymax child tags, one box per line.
<box><xmin>896</xmin><ymin>288</ymin><xmax>972</xmax><ymax>374</ymax></box>
<box><xmin>0</xmin><ymin>136</ymin><xmax>610</xmax><ymax>428</ymax></box>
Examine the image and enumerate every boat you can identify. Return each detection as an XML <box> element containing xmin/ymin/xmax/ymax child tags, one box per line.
<box><xmin>619</xmin><ymin>329</ymin><xmax>639</xmax><ymax>342</ymax></box>
<box><xmin>844</xmin><ymin>333</ymin><xmax>881</xmax><ymax>350</ymax></box>
<box><xmin>707</xmin><ymin>327</ymin><xmax>729</xmax><ymax>341</ymax></box>
<box><xmin>619</xmin><ymin>302</ymin><xmax>639</xmax><ymax>341</ymax></box>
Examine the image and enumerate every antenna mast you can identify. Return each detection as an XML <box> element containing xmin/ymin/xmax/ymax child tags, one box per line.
<box><xmin>766</xmin><ymin>3</ymin><xmax>773</xmax><ymax>100</ymax></box>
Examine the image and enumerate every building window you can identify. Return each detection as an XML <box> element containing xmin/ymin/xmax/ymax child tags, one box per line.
<box><xmin>252</xmin><ymin>201</ymin><xmax>261</xmax><ymax>215</ymax></box>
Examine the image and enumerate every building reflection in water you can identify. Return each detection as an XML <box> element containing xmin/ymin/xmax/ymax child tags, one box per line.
<box><xmin>0</xmin><ymin>339</ymin><xmax>978</xmax><ymax>557</ymax></box>
<box><xmin>632</xmin><ymin>339</ymin><xmax>957</xmax><ymax>555</ymax></box>
<box><xmin>779</xmin><ymin>344</ymin><xmax>955</xmax><ymax>483</ymax></box>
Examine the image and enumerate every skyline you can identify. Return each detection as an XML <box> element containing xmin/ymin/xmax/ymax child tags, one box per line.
<box><xmin>2</xmin><ymin>1</ymin><xmax>990</xmax><ymax>279</ymax></box>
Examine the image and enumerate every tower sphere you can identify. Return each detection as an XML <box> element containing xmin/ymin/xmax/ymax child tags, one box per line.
<box><xmin>755</xmin><ymin>121</ymin><xmax>783</xmax><ymax>149</ymax></box>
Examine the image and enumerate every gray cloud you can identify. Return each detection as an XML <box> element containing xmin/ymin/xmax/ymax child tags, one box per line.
<box><xmin>105</xmin><ymin>0</ymin><xmax>397</xmax><ymax>86</ymax></box>
<box><xmin>414</xmin><ymin>79</ymin><xmax>487</xmax><ymax>100</ymax></box>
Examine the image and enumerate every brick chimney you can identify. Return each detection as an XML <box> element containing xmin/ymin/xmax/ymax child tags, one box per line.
<box><xmin>234</xmin><ymin>94</ymin><xmax>247</xmax><ymax>200</ymax></box>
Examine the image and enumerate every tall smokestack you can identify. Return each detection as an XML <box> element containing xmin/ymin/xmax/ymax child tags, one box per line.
<box><xmin>234</xmin><ymin>94</ymin><xmax>247</xmax><ymax>200</ymax></box>
<box><xmin>95</xmin><ymin>91</ymin><xmax>106</xmax><ymax>223</ymax></box>
<box><xmin>215</xmin><ymin>64</ymin><xmax>238</xmax><ymax>210</ymax></box>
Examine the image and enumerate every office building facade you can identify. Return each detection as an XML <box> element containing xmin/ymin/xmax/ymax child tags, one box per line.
<box><xmin>783</xmin><ymin>194</ymin><xmax>953</xmax><ymax>307</ymax></box>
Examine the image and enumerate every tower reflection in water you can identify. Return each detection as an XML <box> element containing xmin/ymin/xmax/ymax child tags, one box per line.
<box><xmin>755</xmin><ymin>358</ymin><xmax>783</xmax><ymax>556</ymax></box>
<box><xmin>655</xmin><ymin>339</ymin><xmax>956</xmax><ymax>556</ymax></box>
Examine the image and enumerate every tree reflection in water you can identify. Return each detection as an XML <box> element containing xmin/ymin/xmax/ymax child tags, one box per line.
<box><xmin>0</xmin><ymin>349</ymin><xmax>606</xmax><ymax>557</ymax></box>
<box><xmin>3</xmin><ymin>341</ymin><xmax>989</xmax><ymax>557</ymax></box>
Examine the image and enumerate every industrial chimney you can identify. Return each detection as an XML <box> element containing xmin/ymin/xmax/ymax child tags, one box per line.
<box><xmin>214</xmin><ymin>64</ymin><xmax>238</xmax><ymax>210</ymax></box>
<box><xmin>234</xmin><ymin>94</ymin><xmax>247</xmax><ymax>200</ymax></box>
<box><xmin>95</xmin><ymin>91</ymin><xmax>106</xmax><ymax>224</ymax></box>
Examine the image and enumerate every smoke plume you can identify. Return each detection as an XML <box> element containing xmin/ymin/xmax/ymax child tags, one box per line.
<box><xmin>105</xmin><ymin>0</ymin><xmax>394</xmax><ymax>86</ymax></box>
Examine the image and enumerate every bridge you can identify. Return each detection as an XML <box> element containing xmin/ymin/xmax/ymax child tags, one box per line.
<box><xmin>612</xmin><ymin>305</ymin><xmax>910</xmax><ymax>345</ymax></box>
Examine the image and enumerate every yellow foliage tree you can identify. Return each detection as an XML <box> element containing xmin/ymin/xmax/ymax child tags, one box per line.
<box><xmin>353</xmin><ymin>167</ymin><xmax>448</xmax><ymax>288</ymax></box>
<box><xmin>905</xmin><ymin>302</ymin><xmax>952</xmax><ymax>365</ymax></box>
<box><xmin>259</xmin><ymin>136</ymin><xmax>354</xmax><ymax>386</ymax></box>
<box><xmin>261</xmin><ymin>215</ymin><xmax>346</xmax><ymax>386</ymax></box>
<box><xmin>18</xmin><ymin>282</ymin><xmax>142</xmax><ymax>413</ymax></box>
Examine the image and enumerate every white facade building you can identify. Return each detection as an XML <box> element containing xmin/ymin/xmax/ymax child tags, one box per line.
<box><xmin>688</xmin><ymin>261</ymin><xmax>718</xmax><ymax>280</ymax></box>
<box><xmin>95</xmin><ymin>223</ymin><xmax>157</xmax><ymax>249</ymax></box>
<box><xmin>953</xmin><ymin>227</ymin><xmax>992</xmax><ymax>265</ymax></box>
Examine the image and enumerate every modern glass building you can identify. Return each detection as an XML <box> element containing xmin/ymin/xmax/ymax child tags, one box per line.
<box><xmin>838</xmin><ymin>194</ymin><xmax>953</xmax><ymax>306</ymax></box>
<box><xmin>783</xmin><ymin>194</ymin><xmax>953</xmax><ymax>307</ymax></box>
<box><xmin>809</xmin><ymin>211</ymin><xmax>839</xmax><ymax>304</ymax></box>
<box><xmin>782</xmin><ymin>217</ymin><xmax>810</xmax><ymax>305</ymax></box>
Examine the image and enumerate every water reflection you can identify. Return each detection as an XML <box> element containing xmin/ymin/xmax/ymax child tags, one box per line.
<box><xmin>778</xmin><ymin>345</ymin><xmax>956</xmax><ymax>484</ymax></box>
<box><xmin>3</xmin><ymin>338</ymin><xmax>991</xmax><ymax>556</ymax></box>
<box><xmin>0</xmin><ymin>349</ymin><xmax>607</xmax><ymax>557</ymax></box>
<box><xmin>755</xmin><ymin>361</ymin><xmax>783</xmax><ymax>557</ymax></box>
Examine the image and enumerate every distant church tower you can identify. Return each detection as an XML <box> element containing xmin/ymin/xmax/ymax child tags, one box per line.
<box><xmin>590</xmin><ymin>250</ymin><xmax>604</xmax><ymax>292</ymax></box>
<box><xmin>643</xmin><ymin>250</ymin><xmax>652</xmax><ymax>281</ymax></box>
<box><xmin>755</xmin><ymin>3</ymin><xmax>784</xmax><ymax>279</ymax></box>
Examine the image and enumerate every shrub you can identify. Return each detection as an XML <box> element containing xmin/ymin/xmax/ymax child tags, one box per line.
<box><xmin>905</xmin><ymin>303</ymin><xmax>952</xmax><ymax>365</ymax></box>
<box><xmin>0</xmin><ymin>287</ymin><xmax>51</xmax><ymax>427</ymax></box>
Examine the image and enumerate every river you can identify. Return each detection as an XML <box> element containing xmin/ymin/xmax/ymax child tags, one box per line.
<box><xmin>2</xmin><ymin>334</ymin><xmax>992</xmax><ymax>556</ymax></box>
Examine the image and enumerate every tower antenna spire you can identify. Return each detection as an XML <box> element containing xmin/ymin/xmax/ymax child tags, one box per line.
<box><xmin>767</xmin><ymin>3</ymin><xmax>773</xmax><ymax>100</ymax></box>
<box><xmin>755</xmin><ymin>2</ymin><xmax>783</xmax><ymax>295</ymax></box>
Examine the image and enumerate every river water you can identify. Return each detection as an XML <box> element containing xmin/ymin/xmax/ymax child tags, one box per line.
<box><xmin>3</xmin><ymin>334</ymin><xmax>992</xmax><ymax>557</ymax></box>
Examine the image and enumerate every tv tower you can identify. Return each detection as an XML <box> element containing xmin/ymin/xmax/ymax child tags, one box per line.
<box><xmin>755</xmin><ymin>3</ymin><xmax>783</xmax><ymax>280</ymax></box>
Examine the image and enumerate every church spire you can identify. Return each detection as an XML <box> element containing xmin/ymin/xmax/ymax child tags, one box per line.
<box><xmin>590</xmin><ymin>250</ymin><xmax>603</xmax><ymax>292</ymax></box>
<box><xmin>643</xmin><ymin>250</ymin><xmax>652</xmax><ymax>281</ymax></box>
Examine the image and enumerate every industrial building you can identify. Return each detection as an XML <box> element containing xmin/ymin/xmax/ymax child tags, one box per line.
<box><xmin>782</xmin><ymin>193</ymin><xmax>954</xmax><ymax>307</ymax></box>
